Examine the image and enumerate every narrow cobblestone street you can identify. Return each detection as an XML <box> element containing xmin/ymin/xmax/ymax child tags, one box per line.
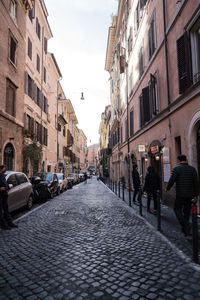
<box><xmin>0</xmin><ymin>178</ymin><xmax>200</xmax><ymax>300</ymax></box>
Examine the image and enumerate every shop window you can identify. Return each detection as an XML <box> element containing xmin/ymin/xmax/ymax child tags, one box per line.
<box><xmin>6</xmin><ymin>79</ymin><xmax>16</xmax><ymax>117</ymax></box>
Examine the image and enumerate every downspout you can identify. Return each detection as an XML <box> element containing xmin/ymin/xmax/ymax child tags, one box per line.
<box><xmin>162</xmin><ymin>0</ymin><xmax>171</xmax><ymax>106</ymax></box>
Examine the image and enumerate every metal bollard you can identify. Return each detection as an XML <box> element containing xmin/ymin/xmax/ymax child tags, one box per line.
<box><xmin>157</xmin><ymin>190</ymin><xmax>161</xmax><ymax>232</ymax></box>
<box><xmin>191</xmin><ymin>199</ymin><xmax>199</xmax><ymax>264</ymax></box>
<box><xmin>122</xmin><ymin>183</ymin><xmax>125</xmax><ymax>201</ymax></box>
<box><xmin>129</xmin><ymin>187</ymin><xmax>131</xmax><ymax>207</ymax></box>
<box><xmin>138</xmin><ymin>188</ymin><xmax>142</xmax><ymax>216</ymax></box>
<box><xmin>118</xmin><ymin>181</ymin><xmax>120</xmax><ymax>198</ymax></box>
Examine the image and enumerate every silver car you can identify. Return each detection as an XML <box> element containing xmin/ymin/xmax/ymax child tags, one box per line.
<box><xmin>56</xmin><ymin>173</ymin><xmax>68</xmax><ymax>192</ymax></box>
<box><xmin>6</xmin><ymin>171</ymin><xmax>33</xmax><ymax>213</ymax></box>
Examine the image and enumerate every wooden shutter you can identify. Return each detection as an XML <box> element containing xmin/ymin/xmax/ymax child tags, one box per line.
<box><xmin>25</xmin><ymin>71</ymin><xmax>29</xmax><ymax>94</ymax></box>
<box><xmin>140</xmin><ymin>94</ymin><xmax>144</xmax><ymax>127</ymax></box>
<box><xmin>120</xmin><ymin>55</ymin><xmax>126</xmax><ymax>73</ymax></box>
<box><xmin>130</xmin><ymin>110</ymin><xmax>134</xmax><ymax>136</ymax></box>
<box><xmin>177</xmin><ymin>32</ymin><xmax>192</xmax><ymax>94</ymax></box>
<box><xmin>24</xmin><ymin>112</ymin><xmax>27</xmax><ymax>130</ymax></box>
<box><xmin>142</xmin><ymin>86</ymin><xmax>150</xmax><ymax>124</ymax></box>
<box><xmin>44</xmin><ymin>37</ymin><xmax>47</xmax><ymax>54</ymax></box>
<box><xmin>150</xmin><ymin>74</ymin><xmax>157</xmax><ymax>115</ymax></box>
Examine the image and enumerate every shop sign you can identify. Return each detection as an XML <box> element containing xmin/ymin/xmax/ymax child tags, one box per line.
<box><xmin>138</xmin><ymin>145</ymin><xmax>145</xmax><ymax>152</ymax></box>
<box><xmin>163</xmin><ymin>147</ymin><xmax>170</xmax><ymax>163</ymax></box>
<box><xmin>151</xmin><ymin>145</ymin><xmax>159</xmax><ymax>154</ymax></box>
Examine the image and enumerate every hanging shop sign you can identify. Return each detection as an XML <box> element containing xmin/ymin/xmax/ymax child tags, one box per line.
<box><xmin>138</xmin><ymin>145</ymin><xmax>145</xmax><ymax>152</ymax></box>
<box><xmin>151</xmin><ymin>145</ymin><xmax>159</xmax><ymax>154</ymax></box>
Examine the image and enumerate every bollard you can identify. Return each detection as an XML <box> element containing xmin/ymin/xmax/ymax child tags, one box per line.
<box><xmin>157</xmin><ymin>190</ymin><xmax>161</xmax><ymax>232</ymax></box>
<box><xmin>115</xmin><ymin>182</ymin><xmax>117</xmax><ymax>194</ymax></box>
<box><xmin>122</xmin><ymin>183</ymin><xmax>125</xmax><ymax>201</ymax></box>
<box><xmin>118</xmin><ymin>181</ymin><xmax>120</xmax><ymax>198</ymax></box>
<box><xmin>191</xmin><ymin>199</ymin><xmax>199</xmax><ymax>264</ymax></box>
<box><xmin>111</xmin><ymin>180</ymin><xmax>113</xmax><ymax>191</ymax></box>
<box><xmin>138</xmin><ymin>187</ymin><xmax>142</xmax><ymax>216</ymax></box>
<box><xmin>129</xmin><ymin>187</ymin><xmax>131</xmax><ymax>207</ymax></box>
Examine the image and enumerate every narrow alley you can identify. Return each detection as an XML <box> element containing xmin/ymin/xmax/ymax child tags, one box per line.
<box><xmin>0</xmin><ymin>178</ymin><xmax>200</xmax><ymax>300</ymax></box>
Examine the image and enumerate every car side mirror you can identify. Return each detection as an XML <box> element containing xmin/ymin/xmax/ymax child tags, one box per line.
<box><xmin>8</xmin><ymin>184</ymin><xmax>13</xmax><ymax>189</ymax></box>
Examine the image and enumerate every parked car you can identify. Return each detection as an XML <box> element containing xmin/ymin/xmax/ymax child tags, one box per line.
<box><xmin>66</xmin><ymin>173</ymin><xmax>76</xmax><ymax>188</ymax></box>
<box><xmin>34</xmin><ymin>172</ymin><xmax>59</xmax><ymax>198</ymax></box>
<box><xmin>6</xmin><ymin>171</ymin><xmax>33</xmax><ymax>212</ymax></box>
<box><xmin>56</xmin><ymin>173</ymin><xmax>68</xmax><ymax>192</ymax></box>
<box><xmin>31</xmin><ymin>176</ymin><xmax>50</xmax><ymax>202</ymax></box>
<box><xmin>78</xmin><ymin>174</ymin><xmax>84</xmax><ymax>182</ymax></box>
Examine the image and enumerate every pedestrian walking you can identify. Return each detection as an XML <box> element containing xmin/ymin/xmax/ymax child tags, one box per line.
<box><xmin>84</xmin><ymin>172</ymin><xmax>87</xmax><ymax>184</ymax></box>
<box><xmin>143</xmin><ymin>166</ymin><xmax>160</xmax><ymax>214</ymax></box>
<box><xmin>166</xmin><ymin>155</ymin><xmax>199</xmax><ymax>236</ymax></box>
<box><xmin>132</xmin><ymin>164</ymin><xmax>141</xmax><ymax>204</ymax></box>
<box><xmin>0</xmin><ymin>165</ymin><xmax>18</xmax><ymax>230</ymax></box>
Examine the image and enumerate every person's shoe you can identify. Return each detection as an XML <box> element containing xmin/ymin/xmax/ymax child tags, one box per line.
<box><xmin>1</xmin><ymin>225</ymin><xmax>11</xmax><ymax>230</ymax></box>
<box><xmin>8</xmin><ymin>223</ymin><xmax>18</xmax><ymax>228</ymax></box>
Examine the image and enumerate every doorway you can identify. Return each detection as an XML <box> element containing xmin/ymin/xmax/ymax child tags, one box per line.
<box><xmin>4</xmin><ymin>143</ymin><xmax>14</xmax><ymax>170</ymax></box>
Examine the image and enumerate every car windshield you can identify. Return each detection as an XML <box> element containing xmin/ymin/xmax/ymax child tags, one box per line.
<box><xmin>36</xmin><ymin>173</ymin><xmax>52</xmax><ymax>181</ymax></box>
<box><xmin>57</xmin><ymin>174</ymin><xmax>63</xmax><ymax>180</ymax></box>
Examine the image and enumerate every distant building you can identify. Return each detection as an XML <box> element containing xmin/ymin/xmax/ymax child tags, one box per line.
<box><xmin>87</xmin><ymin>144</ymin><xmax>99</xmax><ymax>173</ymax></box>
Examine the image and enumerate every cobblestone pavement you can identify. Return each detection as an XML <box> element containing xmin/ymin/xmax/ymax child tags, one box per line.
<box><xmin>0</xmin><ymin>178</ymin><xmax>200</xmax><ymax>300</ymax></box>
<box><xmin>107</xmin><ymin>182</ymin><xmax>200</xmax><ymax>261</ymax></box>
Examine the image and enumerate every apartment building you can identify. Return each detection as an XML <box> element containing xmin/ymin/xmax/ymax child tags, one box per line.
<box><xmin>0</xmin><ymin>0</ymin><xmax>32</xmax><ymax>171</ymax></box>
<box><xmin>79</xmin><ymin>129</ymin><xmax>88</xmax><ymax>174</ymax></box>
<box><xmin>104</xmin><ymin>0</ymin><xmax>200</xmax><ymax>205</ymax></box>
<box><xmin>88</xmin><ymin>144</ymin><xmax>99</xmax><ymax>173</ymax></box>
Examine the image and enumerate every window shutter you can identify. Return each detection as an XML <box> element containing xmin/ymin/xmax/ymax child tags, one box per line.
<box><xmin>130</xmin><ymin>110</ymin><xmax>134</xmax><ymax>136</ymax></box>
<box><xmin>24</xmin><ymin>112</ymin><xmax>27</xmax><ymax>130</ymax></box>
<box><xmin>42</xmin><ymin>94</ymin><xmax>44</xmax><ymax>111</ymax></box>
<box><xmin>30</xmin><ymin>117</ymin><xmax>34</xmax><ymax>136</ymax></box>
<box><xmin>142</xmin><ymin>86</ymin><xmax>150</xmax><ymax>124</ymax></box>
<box><xmin>140</xmin><ymin>94</ymin><xmax>144</xmax><ymax>127</ymax></box>
<box><xmin>25</xmin><ymin>71</ymin><xmax>28</xmax><ymax>94</ymax></box>
<box><xmin>39</xmin><ymin>91</ymin><xmax>42</xmax><ymax>107</ymax></box>
<box><xmin>150</xmin><ymin>74</ymin><xmax>157</xmax><ymax>115</ymax></box>
<box><xmin>177</xmin><ymin>32</ymin><xmax>192</xmax><ymax>94</ymax></box>
<box><xmin>44</xmin><ymin>37</ymin><xmax>48</xmax><ymax>54</ymax></box>
<box><xmin>31</xmin><ymin>80</ymin><xmax>35</xmax><ymax>100</ymax></box>
<box><xmin>120</xmin><ymin>55</ymin><xmax>126</xmax><ymax>73</ymax></box>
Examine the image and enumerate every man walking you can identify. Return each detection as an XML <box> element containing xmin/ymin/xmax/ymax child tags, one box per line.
<box><xmin>166</xmin><ymin>155</ymin><xmax>199</xmax><ymax>236</ymax></box>
<box><xmin>132</xmin><ymin>164</ymin><xmax>141</xmax><ymax>203</ymax></box>
<box><xmin>0</xmin><ymin>165</ymin><xmax>18</xmax><ymax>230</ymax></box>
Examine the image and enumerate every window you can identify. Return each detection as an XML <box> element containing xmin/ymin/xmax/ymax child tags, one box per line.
<box><xmin>44</xmin><ymin>37</ymin><xmax>48</xmax><ymax>54</ymax></box>
<box><xmin>7</xmin><ymin>174</ymin><xmax>18</xmax><ymax>187</ymax></box>
<box><xmin>28</xmin><ymin>74</ymin><xmax>32</xmax><ymax>98</ymax></box>
<box><xmin>28</xmin><ymin>37</ymin><xmax>32</xmax><ymax>60</ymax></box>
<box><xmin>27</xmin><ymin>114</ymin><xmax>31</xmax><ymax>134</ymax></box>
<box><xmin>130</xmin><ymin>109</ymin><xmax>134</xmax><ymax>136</ymax></box>
<box><xmin>36</xmin><ymin>17</ymin><xmax>41</xmax><ymax>40</ymax></box>
<box><xmin>16</xmin><ymin>173</ymin><xmax>28</xmax><ymax>184</ymax></box>
<box><xmin>36</xmin><ymin>54</ymin><xmax>40</xmax><ymax>73</ymax></box>
<box><xmin>6</xmin><ymin>79</ymin><xmax>16</xmax><ymax>117</ymax></box>
<box><xmin>148</xmin><ymin>12</ymin><xmax>156</xmax><ymax>60</ymax></box>
<box><xmin>190</xmin><ymin>18</ymin><xmax>200</xmax><ymax>84</ymax></box>
<box><xmin>129</xmin><ymin>72</ymin><xmax>133</xmax><ymax>96</ymax></box>
<box><xmin>149</xmin><ymin>73</ymin><xmax>159</xmax><ymax>115</ymax></box>
<box><xmin>10</xmin><ymin>0</ymin><xmax>17</xmax><ymax>20</ymax></box>
<box><xmin>28</xmin><ymin>0</ymin><xmax>35</xmax><ymax>22</ymax></box>
<box><xmin>9</xmin><ymin>35</ymin><xmax>17</xmax><ymax>65</ymax></box>
<box><xmin>140</xmin><ymin>87</ymin><xmax>151</xmax><ymax>127</ymax></box>
<box><xmin>175</xmin><ymin>136</ymin><xmax>182</xmax><ymax>157</ymax></box>
<box><xmin>36</xmin><ymin>87</ymin><xmax>40</xmax><ymax>106</ymax></box>
<box><xmin>128</xmin><ymin>27</ymin><xmax>133</xmax><ymax>55</ymax></box>
<box><xmin>43</xmin><ymin>67</ymin><xmax>46</xmax><ymax>83</ymax></box>
<box><xmin>125</xmin><ymin>118</ymin><xmax>128</xmax><ymax>140</ymax></box>
<box><xmin>138</xmin><ymin>47</ymin><xmax>144</xmax><ymax>78</ymax></box>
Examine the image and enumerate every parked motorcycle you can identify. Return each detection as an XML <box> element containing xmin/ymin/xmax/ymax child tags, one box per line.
<box><xmin>31</xmin><ymin>176</ymin><xmax>50</xmax><ymax>203</ymax></box>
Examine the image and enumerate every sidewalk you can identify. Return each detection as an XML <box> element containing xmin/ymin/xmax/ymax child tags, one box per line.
<box><xmin>104</xmin><ymin>180</ymin><xmax>200</xmax><ymax>262</ymax></box>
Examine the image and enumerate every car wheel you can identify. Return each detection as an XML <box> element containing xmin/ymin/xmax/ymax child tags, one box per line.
<box><xmin>57</xmin><ymin>187</ymin><xmax>60</xmax><ymax>196</ymax></box>
<box><xmin>27</xmin><ymin>195</ymin><xmax>33</xmax><ymax>210</ymax></box>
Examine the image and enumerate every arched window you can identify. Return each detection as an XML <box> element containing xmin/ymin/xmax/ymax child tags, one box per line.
<box><xmin>4</xmin><ymin>143</ymin><xmax>14</xmax><ymax>170</ymax></box>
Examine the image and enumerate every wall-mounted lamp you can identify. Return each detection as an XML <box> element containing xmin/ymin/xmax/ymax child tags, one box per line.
<box><xmin>155</xmin><ymin>153</ymin><xmax>160</xmax><ymax>161</ymax></box>
<box><xmin>145</xmin><ymin>157</ymin><xmax>148</xmax><ymax>162</ymax></box>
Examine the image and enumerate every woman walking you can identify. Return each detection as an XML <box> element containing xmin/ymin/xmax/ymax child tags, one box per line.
<box><xmin>143</xmin><ymin>166</ymin><xmax>160</xmax><ymax>214</ymax></box>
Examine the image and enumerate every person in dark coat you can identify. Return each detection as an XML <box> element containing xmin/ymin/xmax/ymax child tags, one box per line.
<box><xmin>143</xmin><ymin>166</ymin><xmax>160</xmax><ymax>214</ymax></box>
<box><xmin>0</xmin><ymin>165</ymin><xmax>18</xmax><ymax>229</ymax></box>
<box><xmin>166</xmin><ymin>155</ymin><xmax>199</xmax><ymax>236</ymax></box>
<box><xmin>132</xmin><ymin>164</ymin><xmax>141</xmax><ymax>203</ymax></box>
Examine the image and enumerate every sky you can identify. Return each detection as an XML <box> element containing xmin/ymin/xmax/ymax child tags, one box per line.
<box><xmin>45</xmin><ymin>0</ymin><xmax>118</xmax><ymax>146</ymax></box>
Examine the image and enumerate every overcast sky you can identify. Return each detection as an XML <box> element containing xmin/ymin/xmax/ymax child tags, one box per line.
<box><xmin>46</xmin><ymin>0</ymin><xmax>118</xmax><ymax>145</ymax></box>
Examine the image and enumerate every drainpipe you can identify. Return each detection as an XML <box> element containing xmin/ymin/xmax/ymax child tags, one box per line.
<box><xmin>162</xmin><ymin>0</ymin><xmax>170</xmax><ymax>106</ymax></box>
